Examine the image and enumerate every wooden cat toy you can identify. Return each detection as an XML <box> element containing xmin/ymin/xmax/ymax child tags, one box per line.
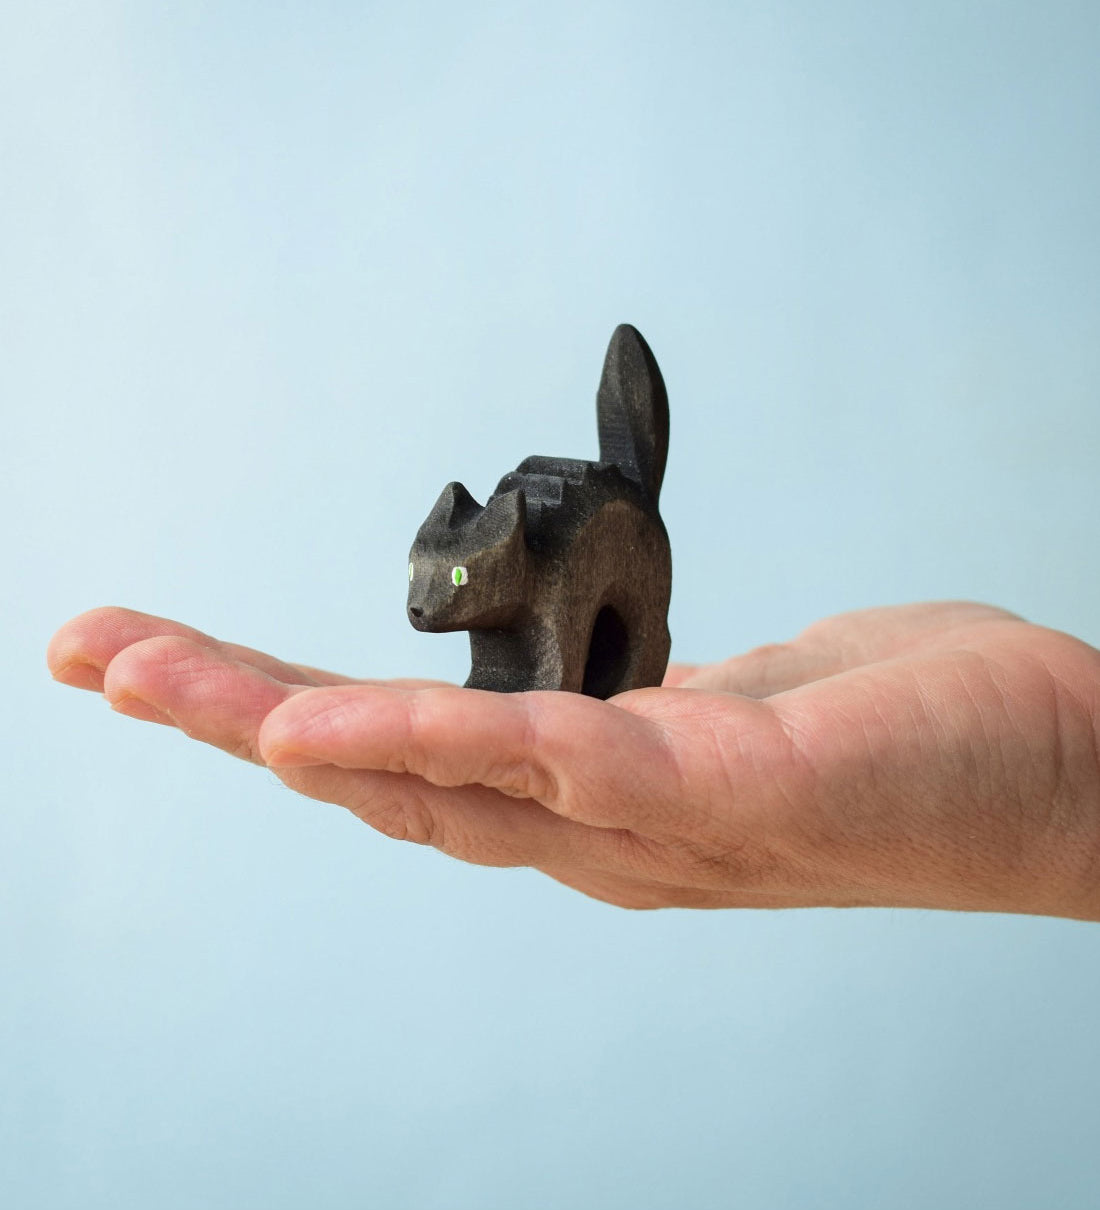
<box><xmin>406</xmin><ymin>324</ymin><xmax>671</xmax><ymax>698</ymax></box>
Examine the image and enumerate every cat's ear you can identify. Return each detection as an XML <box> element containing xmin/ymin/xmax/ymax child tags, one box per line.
<box><xmin>477</xmin><ymin>488</ymin><xmax>526</xmax><ymax>541</ymax></box>
<box><xmin>428</xmin><ymin>481</ymin><xmax>482</xmax><ymax>529</ymax></box>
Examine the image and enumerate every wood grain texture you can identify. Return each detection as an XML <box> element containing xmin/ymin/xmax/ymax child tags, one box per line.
<box><xmin>407</xmin><ymin>325</ymin><xmax>672</xmax><ymax>697</ymax></box>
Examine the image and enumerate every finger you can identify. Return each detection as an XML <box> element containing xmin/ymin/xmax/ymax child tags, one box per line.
<box><xmin>271</xmin><ymin>763</ymin><xmax>634</xmax><ymax>872</ymax></box>
<box><xmin>278</xmin><ymin>758</ymin><xmax>793</xmax><ymax>897</ymax></box>
<box><xmin>676</xmin><ymin>604</ymin><xmax>1027</xmax><ymax>699</ymax></box>
<box><xmin>48</xmin><ymin>604</ymin><xmax>448</xmax><ymax>693</ymax></box>
<box><xmin>98</xmin><ymin>632</ymin><xmax>634</xmax><ymax>872</ymax></box>
<box><xmin>258</xmin><ymin>684</ymin><xmax>687</xmax><ymax>833</ymax></box>
<box><xmin>700</xmin><ymin>602</ymin><xmax>1031</xmax><ymax>697</ymax></box>
<box><xmin>276</xmin><ymin>756</ymin><xmax>790</xmax><ymax>897</ymax></box>
<box><xmin>50</xmin><ymin>606</ymin><xmax>325</xmax><ymax>691</ymax></box>
<box><xmin>677</xmin><ymin>642</ymin><xmax>842</xmax><ymax>697</ymax></box>
<box><xmin>103</xmin><ymin>635</ymin><xmax>303</xmax><ymax>763</ymax></box>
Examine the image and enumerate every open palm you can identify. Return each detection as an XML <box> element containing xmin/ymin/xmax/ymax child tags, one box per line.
<box><xmin>47</xmin><ymin>601</ymin><xmax>1100</xmax><ymax>919</ymax></box>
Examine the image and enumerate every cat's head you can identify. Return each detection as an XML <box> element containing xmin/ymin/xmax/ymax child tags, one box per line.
<box><xmin>407</xmin><ymin>481</ymin><xmax>528</xmax><ymax>632</ymax></box>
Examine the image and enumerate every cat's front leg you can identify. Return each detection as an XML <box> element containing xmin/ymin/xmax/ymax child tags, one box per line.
<box><xmin>465</xmin><ymin>626</ymin><xmax>566</xmax><ymax>694</ymax></box>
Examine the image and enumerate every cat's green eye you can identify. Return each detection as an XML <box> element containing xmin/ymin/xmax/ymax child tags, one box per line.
<box><xmin>408</xmin><ymin>562</ymin><xmax>414</xmax><ymax>583</ymax></box>
<box><xmin>452</xmin><ymin>566</ymin><xmax>468</xmax><ymax>587</ymax></box>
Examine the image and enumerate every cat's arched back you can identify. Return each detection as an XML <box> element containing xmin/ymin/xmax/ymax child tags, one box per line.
<box><xmin>407</xmin><ymin>325</ymin><xmax>671</xmax><ymax>697</ymax></box>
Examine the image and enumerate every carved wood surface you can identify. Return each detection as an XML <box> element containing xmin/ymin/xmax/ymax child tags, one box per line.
<box><xmin>407</xmin><ymin>325</ymin><xmax>672</xmax><ymax>697</ymax></box>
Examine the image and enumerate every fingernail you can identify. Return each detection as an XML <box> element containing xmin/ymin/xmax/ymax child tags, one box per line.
<box><xmin>110</xmin><ymin>694</ymin><xmax>175</xmax><ymax>726</ymax></box>
<box><xmin>262</xmin><ymin>748</ymin><xmax>328</xmax><ymax>768</ymax></box>
<box><xmin>51</xmin><ymin>661</ymin><xmax>104</xmax><ymax>691</ymax></box>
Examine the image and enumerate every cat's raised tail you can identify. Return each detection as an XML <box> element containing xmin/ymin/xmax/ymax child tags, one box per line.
<box><xmin>596</xmin><ymin>324</ymin><xmax>670</xmax><ymax>502</ymax></box>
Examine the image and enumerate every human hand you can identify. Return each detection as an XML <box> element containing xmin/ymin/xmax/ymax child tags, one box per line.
<box><xmin>47</xmin><ymin>602</ymin><xmax>1100</xmax><ymax>919</ymax></box>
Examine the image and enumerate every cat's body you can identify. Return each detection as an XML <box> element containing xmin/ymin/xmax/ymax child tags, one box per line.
<box><xmin>406</xmin><ymin>325</ymin><xmax>671</xmax><ymax>698</ymax></box>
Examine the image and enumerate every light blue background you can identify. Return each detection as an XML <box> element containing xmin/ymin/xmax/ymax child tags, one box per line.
<box><xmin>4</xmin><ymin>3</ymin><xmax>1100</xmax><ymax>1207</ymax></box>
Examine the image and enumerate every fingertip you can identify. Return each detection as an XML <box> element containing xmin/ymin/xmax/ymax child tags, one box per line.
<box><xmin>45</xmin><ymin>615</ymin><xmax>99</xmax><ymax>681</ymax></box>
<box><xmin>47</xmin><ymin>605</ymin><xmax>165</xmax><ymax>683</ymax></box>
<box><xmin>261</xmin><ymin>747</ymin><xmax>330</xmax><ymax>768</ymax></box>
<box><xmin>110</xmin><ymin>694</ymin><xmax>175</xmax><ymax>726</ymax></box>
<box><xmin>49</xmin><ymin>660</ymin><xmax>105</xmax><ymax>691</ymax></box>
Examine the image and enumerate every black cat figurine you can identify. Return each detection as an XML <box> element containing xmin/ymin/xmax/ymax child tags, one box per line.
<box><xmin>406</xmin><ymin>324</ymin><xmax>672</xmax><ymax>698</ymax></box>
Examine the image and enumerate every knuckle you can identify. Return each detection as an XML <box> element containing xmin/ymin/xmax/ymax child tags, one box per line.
<box><xmin>511</xmin><ymin>698</ymin><xmax>560</xmax><ymax>801</ymax></box>
<box><xmin>550</xmin><ymin>779</ymin><xmax>597</xmax><ymax>822</ymax></box>
<box><xmin>481</xmin><ymin>761</ymin><xmax>544</xmax><ymax>798</ymax></box>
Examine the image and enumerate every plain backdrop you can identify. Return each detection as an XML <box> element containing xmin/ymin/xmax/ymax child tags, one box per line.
<box><xmin>4</xmin><ymin>3</ymin><xmax>1099</xmax><ymax>1207</ymax></box>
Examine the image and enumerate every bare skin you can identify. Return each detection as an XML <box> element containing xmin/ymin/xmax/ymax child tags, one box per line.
<box><xmin>46</xmin><ymin>601</ymin><xmax>1100</xmax><ymax>919</ymax></box>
